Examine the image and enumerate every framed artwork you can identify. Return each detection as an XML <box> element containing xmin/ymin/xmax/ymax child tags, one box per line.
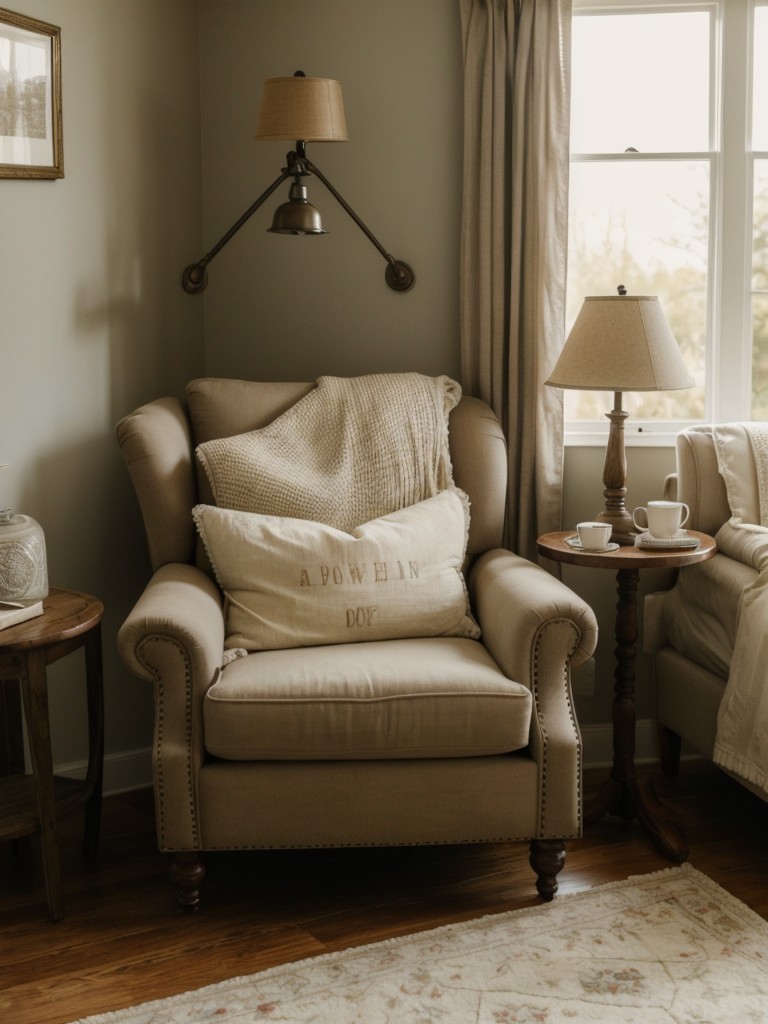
<box><xmin>0</xmin><ymin>7</ymin><xmax>62</xmax><ymax>179</ymax></box>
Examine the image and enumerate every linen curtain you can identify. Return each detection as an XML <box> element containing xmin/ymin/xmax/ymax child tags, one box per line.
<box><xmin>459</xmin><ymin>0</ymin><xmax>572</xmax><ymax>561</ymax></box>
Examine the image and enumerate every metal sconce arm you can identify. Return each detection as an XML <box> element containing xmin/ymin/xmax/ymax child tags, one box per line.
<box><xmin>182</xmin><ymin>166</ymin><xmax>294</xmax><ymax>294</ymax></box>
<box><xmin>181</xmin><ymin>146</ymin><xmax>414</xmax><ymax>294</ymax></box>
<box><xmin>301</xmin><ymin>155</ymin><xmax>414</xmax><ymax>292</ymax></box>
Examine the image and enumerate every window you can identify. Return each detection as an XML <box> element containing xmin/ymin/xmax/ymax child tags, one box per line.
<box><xmin>566</xmin><ymin>0</ymin><xmax>767</xmax><ymax>440</ymax></box>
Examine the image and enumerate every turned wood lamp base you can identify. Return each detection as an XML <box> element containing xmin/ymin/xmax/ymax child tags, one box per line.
<box><xmin>595</xmin><ymin>392</ymin><xmax>638</xmax><ymax>546</ymax></box>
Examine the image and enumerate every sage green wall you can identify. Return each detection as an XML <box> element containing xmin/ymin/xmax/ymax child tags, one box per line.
<box><xmin>0</xmin><ymin>0</ymin><xmax>204</xmax><ymax>788</ymax></box>
<box><xmin>197</xmin><ymin>0</ymin><xmax>463</xmax><ymax>381</ymax></box>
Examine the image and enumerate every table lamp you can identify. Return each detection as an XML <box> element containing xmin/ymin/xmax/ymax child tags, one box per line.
<box><xmin>545</xmin><ymin>286</ymin><xmax>694</xmax><ymax>545</ymax></box>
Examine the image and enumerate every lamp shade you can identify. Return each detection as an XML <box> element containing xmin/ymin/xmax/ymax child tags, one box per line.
<box><xmin>545</xmin><ymin>295</ymin><xmax>694</xmax><ymax>392</ymax></box>
<box><xmin>255</xmin><ymin>76</ymin><xmax>348</xmax><ymax>142</ymax></box>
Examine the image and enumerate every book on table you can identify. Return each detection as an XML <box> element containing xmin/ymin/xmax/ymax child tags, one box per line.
<box><xmin>0</xmin><ymin>600</ymin><xmax>44</xmax><ymax>631</ymax></box>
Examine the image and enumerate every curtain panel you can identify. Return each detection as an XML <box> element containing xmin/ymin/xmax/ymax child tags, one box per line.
<box><xmin>459</xmin><ymin>0</ymin><xmax>572</xmax><ymax>561</ymax></box>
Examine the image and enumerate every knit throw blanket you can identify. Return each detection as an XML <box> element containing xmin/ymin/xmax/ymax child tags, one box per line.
<box><xmin>196</xmin><ymin>373</ymin><xmax>462</xmax><ymax>533</ymax></box>
<box><xmin>711</xmin><ymin>422</ymin><xmax>768</xmax><ymax>798</ymax></box>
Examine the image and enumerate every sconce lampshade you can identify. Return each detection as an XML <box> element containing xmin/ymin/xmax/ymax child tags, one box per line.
<box><xmin>256</xmin><ymin>76</ymin><xmax>349</xmax><ymax>143</ymax></box>
<box><xmin>545</xmin><ymin>295</ymin><xmax>694</xmax><ymax>392</ymax></box>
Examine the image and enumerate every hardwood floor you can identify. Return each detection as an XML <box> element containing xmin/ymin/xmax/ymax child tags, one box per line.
<box><xmin>2</xmin><ymin>761</ymin><xmax>767</xmax><ymax>1024</ymax></box>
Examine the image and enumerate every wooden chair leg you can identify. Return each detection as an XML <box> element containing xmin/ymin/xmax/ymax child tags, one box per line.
<box><xmin>658</xmin><ymin>724</ymin><xmax>682</xmax><ymax>777</ymax></box>
<box><xmin>529</xmin><ymin>839</ymin><xmax>565</xmax><ymax>901</ymax></box>
<box><xmin>169</xmin><ymin>852</ymin><xmax>205</xmax><ymax>913</ymax></box>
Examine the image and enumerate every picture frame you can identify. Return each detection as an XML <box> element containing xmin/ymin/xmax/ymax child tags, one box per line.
<box><xmin>0</xmin><ymin>7</ymin><xmax>62</xmax><ymax>179</ymax></box>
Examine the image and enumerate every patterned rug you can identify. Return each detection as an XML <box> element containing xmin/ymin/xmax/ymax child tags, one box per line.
<box><xmin>75</xmin><ymin>865</ymin><xmax>768</xmax><ymax>1023</ymax></box>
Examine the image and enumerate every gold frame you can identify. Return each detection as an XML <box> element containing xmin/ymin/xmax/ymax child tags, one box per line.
<box><xmin>0</xmin><ymin>7</ymin><xmax>62</xmax><ymax>179</ymax></box>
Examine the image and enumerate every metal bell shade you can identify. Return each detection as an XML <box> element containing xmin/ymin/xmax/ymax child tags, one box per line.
<box><xmin>268</xmin><ymin>182</ymin><xmax>326</xmax><ymax>235</ymax></box>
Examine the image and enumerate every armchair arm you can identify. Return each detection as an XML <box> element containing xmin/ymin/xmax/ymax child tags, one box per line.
<box><xmin>118</xmin><ymin>562</ymin><xmax>224</xmax><ymax>681</ymax></box>
<box><xmin>468</xmin><ymin>549</ymin><xmax>598</xmax><ymax>837</ymax></box>
<box><xmin>469</xmin><ymin>549</ymin><xmax>598</xmax><ymax>684</ymax></box>
<box><xmin>118</xmin><ymin>562</ymin><xmax>224</xmax><ymax>850</ymax></box>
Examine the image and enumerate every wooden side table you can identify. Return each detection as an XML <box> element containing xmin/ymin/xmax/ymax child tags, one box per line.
<box><xmin>0</xmin><ymin>588</ymin><xmax>104</xmax><ymax>920</ymax></box>
<box><xmin>537</xmin><ymin>531</ymin><xmax>717</xmax><ymax>862</ymax></box>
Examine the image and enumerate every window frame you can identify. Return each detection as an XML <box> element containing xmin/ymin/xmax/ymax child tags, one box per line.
<box><xmin>566</xmin><ymin>0</ymin><xmax>760</xmax><ymax>446</ymax></box>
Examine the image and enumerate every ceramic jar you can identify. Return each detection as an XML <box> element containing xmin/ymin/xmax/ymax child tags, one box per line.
<box><xmin>0</xmin><ymin>508</ymin><xmax>48</xmax><ymax>603</ymax></box>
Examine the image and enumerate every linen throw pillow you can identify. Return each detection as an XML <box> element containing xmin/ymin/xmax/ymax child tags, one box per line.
<box><xmin>193</xmin><ymin>489</ymin><xmax>480</xmax><ymax>651</ymax></box>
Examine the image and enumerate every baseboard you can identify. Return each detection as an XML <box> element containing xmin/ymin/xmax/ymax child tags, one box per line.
<box><xmin>580</xmin><ymin>719</ymin><xmax>660</xmax><ymax>769</ymax></box>
<box><xmin>56</xmin><ymin>746</ymin><xmax>153</xmax><ymax>796</ymax></box>
<box><xmin>52</xmin><ymin>723</ymin><xmax>660</xmax><ymax>797</ymax></box>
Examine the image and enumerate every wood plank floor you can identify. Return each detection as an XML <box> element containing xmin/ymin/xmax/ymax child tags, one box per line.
<box><xmin>2</xmin><ymin>761</ymin><xmax>767</xmax><ymax>1024</ymax></box>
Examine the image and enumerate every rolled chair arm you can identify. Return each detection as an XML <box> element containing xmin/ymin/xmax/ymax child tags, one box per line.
<box><xmin>118</xmin><ymin>562</ymin><xmax>224</xmax><ymax>850</ymax></box>
<box><xmin>469</xmin><ymin>549</ymin><xmax>598</xmax><ymax>683</ymax></box>
<box><xmin>118</xmin><ymin>562</ymin><xmax>224</xmax><ymax>685</ymax></box>
<box><xmin>468</xmin><ymin>549</ymin><xmax>598</xmax><ymax>838</ymax></box>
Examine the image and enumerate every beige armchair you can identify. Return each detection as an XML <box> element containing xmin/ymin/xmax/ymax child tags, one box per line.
<box><xmin>116</xmin><ymin>377</ymin><xmax>597</xmax><ymax>909</ymax></box>
<box><xmin>646</xmin><ymin>423</ymin><xmax>768</xmax><ymax>804</ymax></box>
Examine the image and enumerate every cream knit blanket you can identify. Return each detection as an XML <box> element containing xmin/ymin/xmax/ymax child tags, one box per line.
<box><xmin>711</xmin><ymin>422</ymin><xmax>768</xmax><ymax>798</ymax></box>
<box><xmin>196</xmin><ymin>373</ymin><xmax>461</xmax><ymax>533</ymax></box>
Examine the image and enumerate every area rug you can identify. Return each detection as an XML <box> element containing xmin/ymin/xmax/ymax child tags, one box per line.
<box><xmin>74</xmin><ymin>865</ymin><xmax>768</xmax><ymax>1023</ymax></box>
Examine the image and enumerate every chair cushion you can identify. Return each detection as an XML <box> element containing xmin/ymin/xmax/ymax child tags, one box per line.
<box><xmin>193</xmin><ymin>490</ymin><xmax>479</xmax><ymax>651</ymax></box>
<box><xmin>203</xmin><ymin>636</ymin><xmax>532</xmax><ymax>760</ymax></box>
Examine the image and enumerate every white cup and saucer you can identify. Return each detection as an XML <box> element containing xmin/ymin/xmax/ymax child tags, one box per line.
<box><xmin>632</xmin><ymin>500</ymin><xmax>690</xmax><ymax>543</ymax></box>
<box><xmin>566</xmin><ymin>521</ymin><xmax>618</xmax><ymax>553</ymax></box>
<box><xmin>631</xmin><ymin>500</ymin><xmax>700</xmax><ymax>548</ymax></box>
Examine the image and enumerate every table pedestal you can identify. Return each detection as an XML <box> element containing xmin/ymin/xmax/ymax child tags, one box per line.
<box><xmin>536</xmin><ymin>530</ymin><xmax>717</xmax><ymax>862</ymax></box>
<box><xmin>583</xmin><ymin>567</ymin><xmax>687</xmax><ymax>861</ymax></box>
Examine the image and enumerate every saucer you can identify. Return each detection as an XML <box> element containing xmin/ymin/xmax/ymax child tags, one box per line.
<box><xmin>634</xmin><ymin>530</ymin><xmax>700</xmax><ymax>550</ymax></box>
<box><xmin>566</xmin><ymin>536</ymin><xmax>620</xmax><ymax>553</ymax></box>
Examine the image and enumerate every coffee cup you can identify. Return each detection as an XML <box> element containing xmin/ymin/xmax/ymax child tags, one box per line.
<box><xmin>577</xmin><ymin>521</ymin><xmax>612</xmax><ymax>550</ymax></box>
<box><xmin>632</xmin><ymin>500</ymin><xmax>690</xmax><ymax>539</ymax></box>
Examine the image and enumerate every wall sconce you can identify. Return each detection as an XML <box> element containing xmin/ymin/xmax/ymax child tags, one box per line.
<box><xmin>182</xmin><ymin>72</ymin><xmax>415</xmax><ymax>295</ymax></box>
<box><xmin>545</xmin><ymin>286</ymin><xmax>694</xmax><ymax>544</ymax></box>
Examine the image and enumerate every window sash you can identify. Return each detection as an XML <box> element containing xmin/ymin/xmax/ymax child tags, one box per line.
<box><xmin>566</xmin><ymin>0</ymin><xmax>757</xmax><ymax>444</ymax></box>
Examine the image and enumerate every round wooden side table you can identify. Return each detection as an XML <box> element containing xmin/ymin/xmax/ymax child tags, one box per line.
<box><xmin>0</xmin><ymin>588</ymin><xmax>104</xmax><ymax>920</ymax></box>
<box><xmin>537</xmin><ymin>530</ymin><xmax>717</xmax><ymax>862</ymax></box>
